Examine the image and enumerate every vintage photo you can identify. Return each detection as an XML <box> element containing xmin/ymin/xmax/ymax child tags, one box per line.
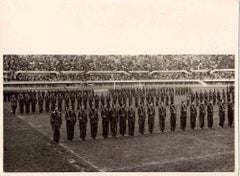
<box><xmin>3</xmin><ymin>54</ymin><xmax>235</xmax><ymax>172</ymax></box>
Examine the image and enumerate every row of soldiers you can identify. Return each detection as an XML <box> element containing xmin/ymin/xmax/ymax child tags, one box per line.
<box><xmin>8</xmin><ymin>86</ymin><xmax>234</xmax><ymax>117</ymax></box>
<box><xmin>50</xmin><ymin>98</ymin><xmax>234</xmax><ymax>143</ymax></box>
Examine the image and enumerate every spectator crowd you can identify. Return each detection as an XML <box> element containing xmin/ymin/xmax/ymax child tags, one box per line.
<box><xmin>3</xmin><ymin>55</ymin><xmax>235</xmax><ymax>81</ymax></box>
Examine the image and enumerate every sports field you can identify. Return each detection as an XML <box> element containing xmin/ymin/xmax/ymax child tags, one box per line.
<box><xmin>3</xmin><ymin>92</ymin><xmax>235</xmax><ymax>172</ymax></box>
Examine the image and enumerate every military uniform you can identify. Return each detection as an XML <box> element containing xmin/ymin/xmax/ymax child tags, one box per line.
<box><xmin>109</xmin><ymin>106</ymin><xmax>118</xmax><ymax>137</ymax></box>
<box><xmin>38</xmin><ymin>95</ymin><xmax>44</xmax><ymax>113</ymax></box>
<box><xmin>89</xmin><ymin>108</ymin><xmax>99</xmax><ymax>139</ymax></box>
<box><xmin>78</xmin><ymin>108</ymin><xmax>88</xmax><ymax>141</ymax></box>
<box><xmin>128</xmin><ymin>106</ymin><xmax>135</xmax><ymax>136</ymax></box>
<box><xmin>25</xmin><ymin>93</ymin><xmax>31</xmax><ymax>114</ymax></box>
<box><xmin>45</xmin><ymin>93</ymin><xmax>50</xmax><ymax>112</ymax></box>
<box><xmin>31</xmin><ymin>94</ymin><xmax>37</xmax><ymax>113</ymax></box>
<box><xmin>138</xmin><ymin>104</ymin><xmax>146</xmax><ymax>135</ymax></box>
<box><xmin>190</xmin><ymin>103</ymin><xmax>197</xmax><ymax>130</ymax></box>
<box><xmin>219</xmin><ymin>101</ymin><xmax>225</xmax><ymax>127</ymax></box>
<box><xmin>101</xmin><ymin>107</ymin><xmax>110</xmax><ymax>138</ymax></box>
<box><xmin>65</xmin><ymin>107</ymin><xmax>77</xmax><ymax>141</ymax></box>
<box><xmin>207</xmin><ymin>102</ymin><xmax>213</xmax><ymax>128</ymax></box>
<box><xmin>227</xmin><ymin>101</ymin><xmax>233</xmax><ymax>127</ymax></box>
<box><xmin>170</xmin><ymin>104</ymin><xmax>176</xmax><ymax>131</ymax></box>
<box><xmin>19</xmin><ymin>94</ymin><xmax>25</xmax><ymax>114</ymax></box>
<box><xmin>50</xmin><ymin>108</ymin><xmax>62</xmax><ymax>143</ymax></box>
<box><xmin>119</xmin><ymin>105</ymin><xmax>127</xmax><ymax>136</ymax></box>
<box><xmin>147</xmin><ymin>104</ymin><xmax>155</xmax><ymax>133</ymax></box>
<box><xmin>159</xmin><ymin>104</ymin><xmax>166</xmax><ymax>132</ymax></box>
<box><xmin>180</xmin><ymin>102</ymin><xmax>187</xmax><ymax>131</ymax></box>
<box><xmin>199</xmin><ymin>103</ymin><xmax>205</xmax><ymax>129</ymax></box>
<box><xmin>10</xmin><ymin>95</ymin><xmax>17</xmax><ymax>115</ymax></box>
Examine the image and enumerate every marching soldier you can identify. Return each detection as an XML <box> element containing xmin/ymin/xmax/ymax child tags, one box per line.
<box><xmin>190</xmin><ymin>102</ymin><xmax>197</xmax><ymax>130</ymax></box>
<box><xmin>50</xmin><ymin>106</ymin><xmax>62</xmax><ymax>143</ymax></box>
<box><xmin>170</xmin><ymin>102</ymin><xmax>177</xmax><ymax>131</ymax></box>
<box><xmin>227</xmin><ymin>100</ymin><xmax>234</xmax><ymax>127</ymax></box>
<box><xmin>199</xmin><ymin>102</ymin><xmax>205</xmax><ymax>129</ymax></box>
<box><xmin>207</xmin><ymin>101</ymin><xmax>213</xmax><ymax>128</ymax></box>
<box><xmin>180</xmin><ymin>101</ymin><xmax>187</xmax><ymax>131</ymax></box>
<box><xmin>109</xmin><ymin>104</ymin><xmax>118</xmax><ymax>137</ymax></box>
<box><xmin>10</xmin><ymin>95</ymin><xmax>17</xmax><ymax>115</ymax></box>
<box><xmin>101</xmin><ymin>106</ymin><xmax>110</xmax><ymax>138</ymax></box>
<box><xmin>119</xmin><ymin>104</ymin><xmax>127</xmax><ymax>136</ymax></box>
<box><xmin>19</xmin><ymin>93</ymin><xmax>25</xmax><ymax>114</ymax></box>
<box><xmin>38</xmin><ymin>94</ymin><xmax>44</xmax><ymax>113</ymax></box>
<box><xmin>89</xmin><ymin>107</ymin><xmax>99</xmax><ymax>139</ymax></box>
<box><xmin>128</xmin><ymin>104</ymin><xmax>135</xmax><ymax>136</ymax></box>
<box><xmin>78</xmin><ymin>107</ymin><xmax>88</xmax><ymax>141</ymax></box>
<box><xmin>65</xmin><ymin>105</ymin><xmax>77</xmax><ymax>141</ymax></box>
<box><xmin>159</xmin><ymin>102</ymin><xmax>166</xmax><ymax>132</ymax></box>
<box><xmin>219</xmin><ymin>99</ymin><xmax>225</xmax><ymax>127</ymax></box>
<box><xmin>138</xmin><ymin>102</ymin><xmax>146</xmax><ymax>135</ymax></box>
<box><xmin>147</xmin><ymin>103</ymin><xmax>155</xmax><ymax>133</ymax></box>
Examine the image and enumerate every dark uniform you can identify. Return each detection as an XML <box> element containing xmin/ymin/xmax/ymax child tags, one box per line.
<box><xmin>180</xmin><ymin>102</ymin><xmax>187</xmax><ymax>131</ymax></box>
<box><xmin>128</xmin><ymin>105</ymin><xmax>135</xmax><ymax>136</ymax></box>
<box><xmin>65</xmin><ymin>106</ymin><xmax>77</xmax><ymax>141</ymax></box>
<box><xmin>51</xmin><ymin>94</ymin><xmax>56</xmax><ymax>112</ymax></box>
<box><xmin>170</xmin><ymin>103</ymin><xmax>177</xmax><ymax>131</ymax></box>
<box><xmin>78</xmin><ymin>108</ymin><xmax>88</xmax><ymax>141</ymax></box>
<box><xmin>101</xmin><ymin>107</ymin><xmax>110</xmax><ymax>138</ymax></box>
<box><xmin>207</xmin><ymin>102</ymin><xmax>213</xmax><ymax>128</ymax></box>
<box><xmin>31</xmin><ymin>94</ymin><xmax>37</xmax><ymax>113</ymax></box>
<box><xmin>138</xmin><ymin>103</ymin><xmax>146</xmax><ymax>135</ymax></box>
<box><xmin>25</xmin><ymin>93</ymin><xmax>31</xmax><ymax>114</ymax></box>
<box><xmin>190</xmin><ymin>103</ymin><xmax>197</xmax><ymax>130</ymax></box>
<box><xmin>38</xmin><ymin>95</ymin><xmax>44</xmax><ymax>113</ymax></box>
<box><xmin>219</xmin><ymin>101</ymin><xmax>225</xmax><ymax>127</ymax></box>
<box><xmin>199</xmin><ymin>102</ymin><xmax>205</xmax><ymax>129</ymax></box>
<box><xmin>119</xmin><ymin>105</ymin><xmax>127</xmax><ymax>136</ymax></box>
<box><xmin>109</xmin><ymin>105</ymin><xmax>118</xmax><ymax>137</ymax></box>
<box><xmin>19</xmin><ymin>94</ymin><xmax>25</xmax><ymax>114</ymax></box>
<box><xmin>213</xmin><ymin>89</ymin><xmax>216</xmax><ymax>105</ymax></box>
<box><xmin>159</xmin><ymin>103</ymin><xmax>166</xmax><ymax>132</ymax></box>
<box><xmin>50</xmin><ymin>107</ymin><xmax>62</xmax><ymax>143</ymax></box>
<box><xmin>227</xmin><ymin>101</ymin><xmax>234</xmax><ymax>127</ymax></box>
<box><xmin>89</xmin><ymin>108</ymin><xmax>99</xmax><ymax>139</ymax></box>
<box><xmin>57</xmin><ymin>94</ymin><xmax>63</xmax><ymax>112</ymax></box>
<box><xmin>10</xmin><ymin>95</ymin><xmax>17</xmax><ymax>115</ymax></box>
<box><xmin>147</xmin><ymin>103</ymin><xmax>155</xmax><ymax>133</ymax></box>
<box><xmin>45</xmin><ymin>93</ymin><xmax>50</xmax><ymax>112</ymax></box>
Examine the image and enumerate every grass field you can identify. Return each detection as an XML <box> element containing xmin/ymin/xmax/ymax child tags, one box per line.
<box><xmin>3</xmin><ymin>92</ymin><xmax>235</xmax><ymax>172</ymax></box>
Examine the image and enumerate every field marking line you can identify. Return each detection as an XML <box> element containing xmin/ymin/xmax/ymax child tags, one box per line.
<box><xmin>4</xmin><ymin>107</ymin><xmax>103</xmax><ymax>172</ymax></box>
<box><xmin>107</xmin><ymin>151</ymin><xmax>234</xmax><ymax>171</ymax></box>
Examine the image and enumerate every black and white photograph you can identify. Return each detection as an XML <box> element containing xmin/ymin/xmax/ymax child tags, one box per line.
<box><xmin>3</xmin><ymin>54</ymin><xmax>236</xmax><ymax>172</ymax></box>
<box><xmin>0</xmin><ymin>0</ymin><xmax>238</xmax><ymax>175</ymax></box>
